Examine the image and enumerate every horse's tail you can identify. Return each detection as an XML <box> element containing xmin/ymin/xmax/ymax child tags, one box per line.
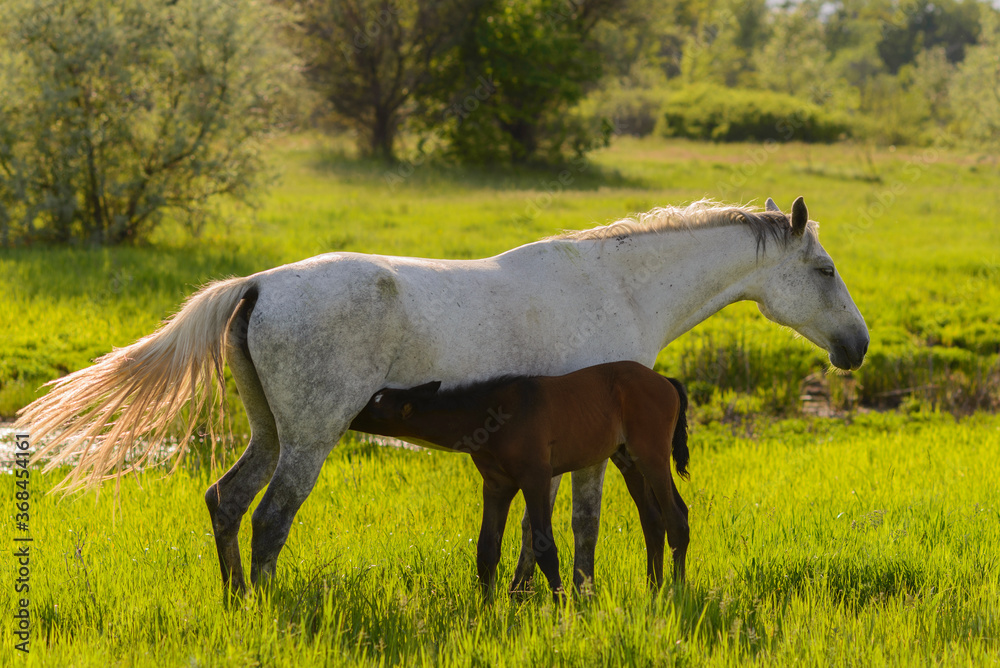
<box><xmin>15</xmin><ymin>276</ymin><xmax>255</xmax><ymax>492</ymax></box>
<box><xmin>666</xmin><ymin>377</ymin><xmax>690</xmax><ymax>480</ymax></box>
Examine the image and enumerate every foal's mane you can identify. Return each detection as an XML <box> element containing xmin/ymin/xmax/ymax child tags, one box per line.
<box><xmin>411</xmin><ymin>375</ymin><xmax>531</xmax><ymax>413</ymax></box>
<box><xmin>551</xmin><ymin>199</ymin><xmax>816</xmax><ymax>254</ymax></box>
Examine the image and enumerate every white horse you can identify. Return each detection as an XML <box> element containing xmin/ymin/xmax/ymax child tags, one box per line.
<box><xmin>19</xmin><ymin>197</ymin><xmax>868</xmax><ymax>594</ymax></box>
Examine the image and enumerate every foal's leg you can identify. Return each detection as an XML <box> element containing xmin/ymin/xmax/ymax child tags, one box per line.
<box><xmin>510</xmin><ymin>473</ymin><xmax>563</xmax><ymax>593</ymax></box>
<box><xmin>510</xmin><ymin>461</ymin><xmax>608</xmax><ymax>594</ymax></box>
<box><xmin>475</xmin><ymin>469</ymin><xmax>519</xmax><ymax>599</ymax></box>
<box><xmin>205</xmin><ymin>314</ymin><xmax>280</xmax><ymax>595</ymax></box>
<box><xmin>611</xmin><ymin>449</ymin><xmax>666</xmax><ymax>589</ymax></box>
<box><xmin>641</xmin><ymin>467</ymin><xmax>689</xmax><ymax>584</ymax></box>
<box><xmin>520</xmin><ymin>469</ymin><xmax>565</xmax><ymax>600</ymax></box>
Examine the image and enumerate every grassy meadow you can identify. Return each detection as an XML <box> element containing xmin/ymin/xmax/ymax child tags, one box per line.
<box><xmin>2</xmin><ymin>135</ymin><xmax>999</xmax><ymax>665</ymax></box>
<box><xmin>2</xmin><ymin>413</ymin><xmax>998</xmax><ymax>665</ymax></box>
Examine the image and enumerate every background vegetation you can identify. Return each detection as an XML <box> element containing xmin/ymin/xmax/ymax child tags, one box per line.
<box><xmin>5</xmin><ymin>0</ymin><xmax>1000</xmax><ymax>245</ymax></box>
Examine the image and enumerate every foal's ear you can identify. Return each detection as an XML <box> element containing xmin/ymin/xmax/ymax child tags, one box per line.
<box><xmin>791</xmin><ymin>196</ymin><xmax>808</xmax><ymax>236</ymax></box>
<box><xmin>765</xmin><ymin>197</ymin><xmax>780</xmax><ymax>213</ymax></box>
<box><xmin>412</xmin><ymin>380</ymin><xmax>442</xmax><ymax>394</ymax></box>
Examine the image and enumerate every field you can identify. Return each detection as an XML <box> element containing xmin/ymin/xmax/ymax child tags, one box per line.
<box><xmin>2</xmin><ymin>136</ymin><xmax>998</xmax><ymax>419</ymax></box>
<box><xmin>2</xmin><ymin>135</ymin><xmax>999</xmax><ymax>665</ymax></box>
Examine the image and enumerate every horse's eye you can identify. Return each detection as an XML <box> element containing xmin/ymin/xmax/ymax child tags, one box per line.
<box><xmin>817</xmin><ymin>267</ymin><xmax>835</xmax><ymax>277</ymax></box>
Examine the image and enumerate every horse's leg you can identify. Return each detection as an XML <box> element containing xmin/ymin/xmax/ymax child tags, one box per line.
<box><xmin>249</xmin><ymin>431</ymin><xmax>344</xmax><ymax>587</ymax></box>
<box><xmin>611</xmin><ymin>448</ymin><xmax>665</xmax><ymax>589</ymax></box>
<box><xmin>475</xmin><ymin>468</ymin><xmax>519</xmax><ymax>600</ymax></box>
<box><xmin>510</xmin><ymin>473</ymin><xmax>563</xmax><ymax>593</ymax></box>
<box><xmin>205</xmin><ymin>435</ymin><xmax>278</xmax><ymax>595</ymax></box>
<box><xmin>570</xmin><ymin>461</ymin><xmax>608</xmax><ymax>591</ymax></box>
<box><xmin>205</xmin><ymin>298</ymin><xmax>280</xmax><ymax>595</ymax></box>
<box><xmin>520</xmin><ymin>469</ymin><xmax>565</xmax><ymax>600</ymax></box>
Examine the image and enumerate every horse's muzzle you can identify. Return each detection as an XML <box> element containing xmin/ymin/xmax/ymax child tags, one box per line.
<box><xmin>829</xmin><ymin>334</ymin><xmax>869</xmax><ymax>371</ymax></box>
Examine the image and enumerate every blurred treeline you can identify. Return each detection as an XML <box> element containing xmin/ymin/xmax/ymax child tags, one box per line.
<box><xmin>2</xmin><ymin>0</ymin><xmax>999</xmax><ymax>245</ymax></box>
<box><xmin>287</xmin><ymin>0</ymin><xmax>1000</xmax><ymax>160</ymax></box>
<box><xmin>582</xmin><ymin>0</ymin><xmax>998</xmax><ymax>147</ymax></box>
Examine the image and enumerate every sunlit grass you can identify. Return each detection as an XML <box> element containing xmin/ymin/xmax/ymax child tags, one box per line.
<box><xmin>2</xmin><ymin>411</ymin><xmax>997</xmax><ymax>665</ymax></box>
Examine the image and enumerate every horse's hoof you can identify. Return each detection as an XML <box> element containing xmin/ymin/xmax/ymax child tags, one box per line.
<box><xmin>509</xmin><ymin>578</ymin><xmax>534</xmax><ymax>598</ymax></box>
<box><xmin>574</xmin><ymin>575</ymin><xmax>595</xmax><ymax>598</ymax></box>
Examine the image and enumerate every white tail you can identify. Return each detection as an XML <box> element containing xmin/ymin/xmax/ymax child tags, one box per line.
<box><xmin>15</xmin><ymin>276</ymin><xmax>252</xmax><ymax>492</ymax></box>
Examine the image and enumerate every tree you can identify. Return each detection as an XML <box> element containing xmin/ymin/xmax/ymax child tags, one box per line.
<box><xmin>427</xmin><ymin>0</ymin><xmax>626</xmax><ymax>164</ymax></box>
<box><xmin>0</xmin><ymin>0</ymin><xmax>297</xmax><ymax>246</ymax></box>
<box><xmin>678</xmin><ymin>0</ymin><xmax>770</xmax><ymax>88</ymax></box>
<box><xmin>287</xmin><ymin>0</ymin><xmax>479</xmax><ymax>161</ymax></box>
<box><xmin>950</xmin><ymin>9</ymin><xmax>1000</xmax><ymax>150</ymax></box>
<box><xmin>755</xmin><ymin>4</ymin><xmax>836</xmax><ymax>103</ymax></box>
<box><xmin>877</xmin><ymin>0</ymin><xmax>981</xmax><ymax>74</ymax></box>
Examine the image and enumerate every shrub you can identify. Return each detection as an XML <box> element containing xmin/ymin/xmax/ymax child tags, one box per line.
<box><xmin>425</xmin><ymin>0</ymin><xmax>623</xmax><ymax>164</ymax></box>
<box><xmin>659</xmin><ymin>84</ymin><xmax>851</xmax><ymax>143</ymax></box>
<box><xmin>0</xmin><ymin>0</ymin><xmax>298</xmax><ymax>246</ymax></box>
<box><xmin>576</xmin><ymin>85</ymin><xmax>670</xmax><ymax>138</ymax></box>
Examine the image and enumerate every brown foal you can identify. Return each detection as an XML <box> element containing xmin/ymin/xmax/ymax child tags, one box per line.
<box><xmin>349</xmin><ymin>360</ymin><xmax>690</xmax><ymax>599</ymax></box>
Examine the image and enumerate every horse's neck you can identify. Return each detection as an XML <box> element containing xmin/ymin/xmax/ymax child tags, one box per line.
<box><xmin>599</xmin><ymin>226</ymin><xmax>773</xmax><ymax>350</ymax></box>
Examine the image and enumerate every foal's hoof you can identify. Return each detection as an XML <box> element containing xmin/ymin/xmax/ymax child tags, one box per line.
<box><xmin>551</xmin><ymin>588</ymin><xmax>569</xmax><ymax>605</ymax></box>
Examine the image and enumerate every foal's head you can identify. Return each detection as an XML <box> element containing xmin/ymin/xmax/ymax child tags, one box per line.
<box><xmin>361</xmin><ymin>381</ymin><xmax>442</xmax><ymax>424</ymax></box>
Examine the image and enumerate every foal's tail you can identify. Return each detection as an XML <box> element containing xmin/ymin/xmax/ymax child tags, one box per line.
<box><xmin>15</xmin><ymin>276</ymin><xmax>254</xmax><ymax>493</ymax></box>
<box><xmin>666</xmin><ymin>378</ymin><xmax>690</xmax><ymax>480</ymax></box>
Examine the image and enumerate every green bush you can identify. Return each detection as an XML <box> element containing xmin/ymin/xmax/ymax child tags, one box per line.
<box><xmin>0</xmin><ymin>0</ymin><xmax>298</xmax><ymax>246</ymax></box>
<box><xmin>659</xmin><ymin>84</ymin><xmax>851</xmax><ymax>143</ymax></box>
<box><xmin>576</xmin><ymin>85</ymin><xmax>670</xmax><ymax>138</ymax></box>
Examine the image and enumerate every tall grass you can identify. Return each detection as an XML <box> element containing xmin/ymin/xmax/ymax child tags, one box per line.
<box><xmin>2</xmin><ymin>412</ymin><xmax>997</xmax><ymax>665</ymax></box>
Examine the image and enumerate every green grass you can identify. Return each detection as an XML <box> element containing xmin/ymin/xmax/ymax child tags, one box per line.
<box><xmin>2</xmin><ymin>411</ymin><xmax>998</xmax><ymax>665</ymax></box>
<box><xmin>1</xmin><ymin>134</ymin><xmax>997</xmax><ymax>418</ymax></box>
<box><xmin>2</xmin><ymin>134</ymin><xmax>999</xmax><ymax>664</ymax></box>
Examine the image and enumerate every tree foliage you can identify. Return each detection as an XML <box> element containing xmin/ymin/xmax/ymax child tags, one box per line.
<box><xmin>285</xmin><ymin>0</ymin><xmax>477</xmax><ymax>162</ymax></box>
<box><xmin>0</xmin><ymin>0</ymin><xmax>296</xmax><ymax>246</ymax></box>
<box><xmin>950</xmin><ymin>10</ymin><xmax>1000</xmax><ymax>149</ymax></box>
<box><xmin>423</xmin><ymin>0</ymin><xmax>626</xmax><ymax>164</ymax></box>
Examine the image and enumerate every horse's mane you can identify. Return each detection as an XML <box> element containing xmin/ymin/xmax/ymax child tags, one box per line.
<box><xmin>550</xmin><ymin>199</ymin><xmax>818</xmax><ymax>254</ymax></box>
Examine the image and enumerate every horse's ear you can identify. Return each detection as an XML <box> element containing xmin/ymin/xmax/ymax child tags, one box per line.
<box><xmin>791</xmin><ymin>196</ymin><xmax>808</xmax><ymax>236</ymax></box>
<box><xmin>412</xmin><ymin>380</ymin><xmax>441</xmax><ymax>394</ymax></box>
<box><xmin>765</xmin><ymin>197</ymin><xmax>780</xmax><ymax>213</ymax></box>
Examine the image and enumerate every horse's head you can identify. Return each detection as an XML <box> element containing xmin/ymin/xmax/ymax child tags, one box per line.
<box><xmin>753</xmin><ymin>197</ymin><xmax>869</xmax><ymax>371</ymax></box>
